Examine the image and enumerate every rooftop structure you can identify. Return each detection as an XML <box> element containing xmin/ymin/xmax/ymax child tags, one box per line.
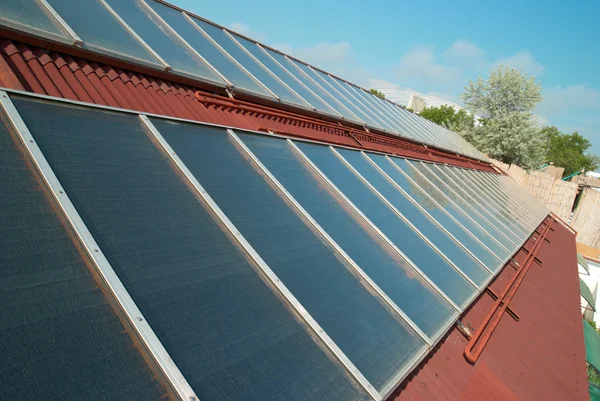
<box><xmin>375</xmin><ymin>88</ymin><xmax>463</xmax><ymax>113</ymax></box>
<box><xmin>0</xmin><ymin>1</ymin><xmax>588</xmax><ymax>400</ymax></box>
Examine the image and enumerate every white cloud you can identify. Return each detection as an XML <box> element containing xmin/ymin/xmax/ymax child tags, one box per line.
<box><xmin>442</xmin><ymin>39</ymin><xmax>486</xmax><ymax>69</ymax></box>
<box><xmin>491</xmin><ymin>51</ymin><xmax>545</xmax><ymax>76</ymax></box>
<box><xmin>383</xmin><ymin>42</ymin><xmax>548</xmax><ymax>103</ymax></box>
<box><xmin>535</xmin><ymin>85</ymin><xmax>600</xmax><ymax>157</ymax></box>
<box><xmin>538</xmin><ymin>84</ymin><xmax>600</xmax><ymax>114</ymax></box>
<box><xmin>393</xmin><ymin>46</ymin><xmax>462</xmax><ymax>87</ymax></box>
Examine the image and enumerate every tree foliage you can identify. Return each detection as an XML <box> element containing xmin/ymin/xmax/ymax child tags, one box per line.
<box><xmin>369</xmin><ymin>88</ymin><xmax>385</xmax><ymax>99</ymax></box>
<box><xmin>419</xmin><ymin>105</ymin><xmax>456</xmax><ymax>126</ymax></box>
<box><xmin>542</xmin><ymin>126</ymin><xmax>600</xmax><ymax>176</ymax></box>
<box><xmin>460</xmin><ymin>65</ymin><xmax>545</xmax><ymax>168</ymax></box>
<box><xmin>419</xmin><ymin>105</ymin><xmax>475</xmax><ymax>134</ymax></box>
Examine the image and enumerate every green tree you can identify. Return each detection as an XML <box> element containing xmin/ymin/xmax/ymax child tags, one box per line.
<box><xmin>461</xmin><ymin>65</ymin><xmax>545</xmax><ymax>168</ymax></box>
<box><xmin>419</xmin><ymin>105</ymin><xmax>475</xmax><ymax>136</ymax></box>
<box><xmin>543</xmin><ymin>126</ymin><xmax>600</xmax><ymax>176</ymax></box>
<box><xmin>419</xmin><ymin>105</ymin><xmax>456</xmax><ymax>126</ymax></box>
<box><xmin>369</xmin><ymin>88</ymin><xmax>385</xmax><ymax>99</ymax></box>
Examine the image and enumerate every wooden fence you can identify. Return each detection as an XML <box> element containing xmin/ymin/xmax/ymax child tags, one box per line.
<box><xmin>571</xmin><ymin>189</ymin><xmax>600</xmax><ymax>249</ymax></box>
<box><xmin>489</xmin><ymin>159</ymin><xmax>579</xmax><ymax>223</ymax></box>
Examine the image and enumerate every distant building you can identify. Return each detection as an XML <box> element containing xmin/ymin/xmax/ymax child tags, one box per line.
<box><xmin>375</xmin><ymin>89</ymin><xmax>463</xmax><ymax>113</ymax></box>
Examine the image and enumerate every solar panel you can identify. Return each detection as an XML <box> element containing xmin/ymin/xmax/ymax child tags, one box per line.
<box><xmin>368</xmin><ymin>154</ymin><xmax>504</xmax><ymax>270</ymax></box>
<box><xmin>11</xmin><ymin>95</ymin><xmax>369</xmax><ymax>401</ymax></box>
<box><xmin>495</xmin><ymin>174</ymin><xmax>549</xmax><ymax>218</ymax></box>
<box><xmin>464</xmin><ymin>170</ymin><xmax>542</xmax><ymax>228</ymax></box>
<box><xmin>145</xmin><ymin>0</ymin><xmax>274</xmax><ymax>98</ymax></box>
<box><xmin>45</xmin><ymin>0</ymin><xmax>163</xmax><ymax>67</ymax></box>
<box><xmin>0</xmin><ymin>0</ymin><xmax>490</xmax><ymax>160</ymax></box>
<box><xmin>336</xmin><ymin>148</ymin><xmax>492</xmax><ymax>286</ymax></box>
<box><xmin>454</xmin><ymin>168</ymin><xmax>537</xmax><ymax>230</ymax></box>
<box><xmin>264</xmin><ymin>50</ymin><xmax>364</xmax><ymax>124</ymax></box>
<box><xmin>432</xmin><ymin>164</ymin><xmax>529</xmax><ymax>239</ymax></box>
<box><xmin>235</xmin><ymin>131</ymin><xmax>457</xmax><ymax>338</ymax></box>
<box><xmin>103</xmin><ymin>0</ymin><xmax>226</xmax><ymax>85</ymax></box>
<box><xmin>232</xmin><ymin>37</ymin><xmax>340</xmax><ymax>116</ymax></box>
<box><xmin>338</xmin><ymin>82</ymin><xmax>401</xmax><ymax>133</ymax></box>
<box><xmin>346</xmin><ymin>86</ymin><xmax>412</xmax><ymax>135</ymax></box>
<box><xmin>0</xmin><ymin>0</ymin><xmax>70</xmax><ymax>42</ymax></box>
<box><xmin>0</xmin><ymin>100</ymin><xmax>168</xmax><ymax>401</ymax></box>
<box><xmin>409</xmin><ymin>161</ymin><xmax>519</xmax><ymax>249</ymax></box>
<box><xmin>289</xmin><ymin>61</ymin><xmax>383</xmax><ymax>129</ymax></box>
<box><xmin>390</xmin><ymin>157</ymin><xmax>512</xmax><ymax>262</ymax></box>
<box><xmin>1</xmin><ymin>90</ymin><xmax>551</xmax><ymax>400</ymax></box>
<box><xmin>193</xmin><ymin>19</ymin><xmax>311</xmax><ymax>108</ymax></box>
<box><xmin>294</xmin><ymin>141</ymin><xmax>478</xmax><ymax>307</ymax></box>
<box><xmin>151</xmin><ymin>118</ymin><xmax>428</xmax><ymax>392</ymax></box>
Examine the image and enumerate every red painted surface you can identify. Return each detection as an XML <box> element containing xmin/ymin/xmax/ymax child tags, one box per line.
<box><xmin>464</xmin><ymin>218</ymin><xmax>554</xmax><ymax>364</ymax></box>
<box><xmin>0</xmin><ymin>38</ymin><xmax>495</xmax><ymax>171</ymax></box>
<box><xmin>390</xmin><ymin>220</ymin><xmax>589</xmax><ymax>401</ymax></box>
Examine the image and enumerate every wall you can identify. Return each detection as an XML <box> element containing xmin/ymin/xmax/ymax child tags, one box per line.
<box><xmin>492</xmin><ymin>158</ymin><xmax>600</xmax><ymax>248</ymax></box>
<box><xmin>491</xmin><ymin>159</ymin><xmax>578</xmax><ymax>222</ymax></box>
<box><xmin>573</xmin><ymin>174</ymin><xmax>600</xmax><ymax>188</ymax></box>
<box><xmin>572</xmin><ymin>189</ymin><xmax>600</xmax><ymax>248</ymax></box>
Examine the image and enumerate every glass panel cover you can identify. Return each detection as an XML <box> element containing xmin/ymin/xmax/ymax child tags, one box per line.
<box><xmin>433</xmin><ymin>165</ymin><xmax>527</xmax><ymax>240</ymax></box>
<box><xmin>46</xmin><ymin>0</ymin><xmax>161</xmax><ymax>66</ymax></box>
<box><xmin>392</xmin><ymin>158</ymin><xmax>511</xmax><ymax>260</ymax></box>
<box><xmin>195</xmin><ymin>20</ymin><xmax>309</xmax><ymax>108</ymax></box>
<box><xmin>12</xmin><ymin>96</ymin><xmax>366</xmax><ymax>401</ymax></box>
<box><xmin>154</xmin><ymin>119</ymin><xmax>426</xmax><ymax>391</ymax></box>
<box><xmin>233</xmin><ymin>35</ymin><xmax>339</xmax><ymax>116</ymax></box>
<box><xmin>291</xmin><ymin>62</ymin><xmax>380</xmax><ymax>128</ymax></box>
<box><xmin>147</xmin><ymin>1</ymin><xmax>272</xmax><ymax>96</ymax></box>
<box><xmin>0</xmin><ymin>107</ymin><xmax>166</xmax><ymax>400</ymax></box>
<box><xmin>238</xmin><ymin>132</ymin><xmax>456</xmax><ymax>337</ymax></box>
<box><xmin>104</xmin><ymin>0</ymin><xmax>225</xmax><ymax>84</ymax></box>
<box><xmin>409</xmin><ymin>161</ymin><xmax>518</xmax><ymax>250</ymax></box>
<box><xmin>369</xmin><ymin>154</ymin><xmax>505</xmax><ymax>269</ymax></box>
<box><xmin>296</xmin><ymin>142</ymin><xmax>477</xmax><ymax>307</ymax></box>
<box><xmin>0</xmin><ymin>0</ymin><xmax>69</xmax><ymax>40</ymax></box>
<box><xmin>338</xmin><ymin>148</ymin><xmax>491</xmax><ymax>286</ymax></box>
<box><xmin>267</xmin><ymin>51</ymin><xmax>362</xmax><ymax>123</ymax></box>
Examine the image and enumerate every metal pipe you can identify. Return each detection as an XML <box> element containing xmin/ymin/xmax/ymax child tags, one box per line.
<box><xmin>464</xmin><ymin>217</ymin><xmax>553</xmax><ymax>364</ymax></box>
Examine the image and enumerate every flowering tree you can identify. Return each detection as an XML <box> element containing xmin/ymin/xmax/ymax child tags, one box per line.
<box><xmin>461</xmin><ymin>66</ymin><xmax>545</xmax><ymax>169</ymax></box>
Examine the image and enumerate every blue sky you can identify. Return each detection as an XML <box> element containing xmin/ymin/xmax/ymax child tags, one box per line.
<box><xmin>172</xmin><ymin>0</ymin><xmax>600</xmax><ymax>159</ymax></box>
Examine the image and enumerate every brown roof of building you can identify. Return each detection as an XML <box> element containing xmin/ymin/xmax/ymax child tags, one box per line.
<box><xmin>390</xmin><ymin>219</ymin><xmax>588</xmax><ymax>401</ymax></box>
<box><xmin>0</xmin><ymin>38</ymin><xmax>495</xmax><ymax>172</ymax></box>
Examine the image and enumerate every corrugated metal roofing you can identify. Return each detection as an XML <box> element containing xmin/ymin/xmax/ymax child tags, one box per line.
<box><xmin>389</xmin><ymin>220</ymin><xmax>588</xmax><ymax>401</ymax></box>
<box><xmin>0</xmin><ymin>38</ymin><xmax>495</xmax><ymax>172</ymax></box>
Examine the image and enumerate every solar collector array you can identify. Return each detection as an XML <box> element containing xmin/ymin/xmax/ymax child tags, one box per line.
<box><xmin>0</xmin><ymin>91</ymin><xmax>547</xmax><ymax>400</ymax></box>
<box><xmin>0</xmin><ymin>0</ymin><xmax>487</xmax><ymax>161</ymax></box>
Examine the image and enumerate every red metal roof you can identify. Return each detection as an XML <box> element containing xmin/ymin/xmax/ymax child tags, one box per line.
<box><xmin>0</xmin><ymin>38</ymin><xmax>495</xmax><ymax>172</ymax></box>
<box><xmin>389</xmin><ymin>220</ymin><xmax>589</xmax><ymax>401</ymax></box>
